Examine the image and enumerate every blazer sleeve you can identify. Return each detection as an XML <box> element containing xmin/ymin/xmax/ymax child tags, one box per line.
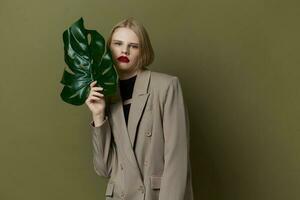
<box><xmin>159</xmin><ymin>77</ymin><xmax>191</xmax><ymax>200</ymax></box>
<box><xmin>90</xmin><ymin>116</ymin><xmax>116</xmax><ymax>178</ymax></box>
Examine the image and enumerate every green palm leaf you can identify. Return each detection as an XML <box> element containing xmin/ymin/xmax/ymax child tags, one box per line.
<box><xmin>60</xmin><ymin>17</ymin><xmax>118</xmax><ymax>106</ymax></box>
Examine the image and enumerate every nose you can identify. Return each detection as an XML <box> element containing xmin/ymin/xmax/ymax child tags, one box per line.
<box><xmin>121</xmin><ymin>46</ymin><xmax>129</xmax><ymax>55</ymax></box>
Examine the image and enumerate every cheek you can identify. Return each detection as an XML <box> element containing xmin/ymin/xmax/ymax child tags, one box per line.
<box><xmin>132</xmin><ymin>51</ymin><xmax>140</xmax><ymax>60</ymax></box>
<box><xmin>110</xmin><ymin>44</ymin><xmax>118</xmax><ymax>52</ymax></box>
<box><xmin>109</xmin><ymin>47</ymin><xmax>119</xmax><ymax>58</ymax></box>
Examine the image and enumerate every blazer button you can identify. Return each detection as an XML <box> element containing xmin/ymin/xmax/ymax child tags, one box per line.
<box><xmin>144</xmin><ymin>160</ymin><xmax>148</xmax><ymax>166</ymax></box>
<box><xmin>145</xmin><ymin>131</ymin><xmax>152</xmax><ymax>137</ymax></box>
<box><xmin>120</xmin><ymin>192</ymin><xmax>125</xmax><ymax>198</ymax></box>
<box><xmin>138</xmin><ymin>185</ymin><xmax>145</xmax><ymax>193</ymax></box>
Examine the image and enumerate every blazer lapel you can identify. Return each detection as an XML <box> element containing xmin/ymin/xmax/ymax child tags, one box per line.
<box><xmin>127</xmin><ymin>69</ymin><xmax>151</xmax><ymax>148</ymax></box>
<box><xmin>109</xmin><ymin>89</ymin><xmax>139</xmax><ymax>172</ymax></box>
<box><xmin>108</xmin><ymin>68</ymin><xmax>151</xmax><ymax>173</ymax></box>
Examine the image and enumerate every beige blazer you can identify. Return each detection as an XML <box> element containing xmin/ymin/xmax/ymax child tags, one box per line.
<box><xmin>90</xmin><ymin>68</ymin><xmax>194</xmax><ymax>200</ymax></box>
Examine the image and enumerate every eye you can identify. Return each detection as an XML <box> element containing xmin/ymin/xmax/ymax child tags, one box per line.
<box><xmin>130</xmin><ymin>45</ymin><xmax>139</xmax><ymax>49</ymax></box>
<box><xmin>114</xmin><ymin>42</ymin><xmax>121</xmax><ymax>46</ymax></box>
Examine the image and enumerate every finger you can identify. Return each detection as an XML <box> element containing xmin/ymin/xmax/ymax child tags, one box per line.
<box><xmin>90</xmin><ymin>88</ymin><xmax>103</xmax><ymax>95</ymax></box>
<box><xmin>89</xmin><ymin>96</ymin><xmax>101</xmax><ymax>102</ymax></box>
<box><xmin>90</xmin><ymin>81</ymin><xmax>97</xmax><ymax>87</ymax></box>
<box><xmin>91</xmin><ymin>87</ymin><xmax>103</xmax><ymax>91</ymax></box>
<box><xmin>92</xmin><ymin>91</ymin><xmax>104</xmax><ymax>98</ymax></box>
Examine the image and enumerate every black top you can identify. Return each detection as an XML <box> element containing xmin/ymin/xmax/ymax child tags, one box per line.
<box><xmin>119</xmin><ymin>75</ymin><xmax>137</xmax><ymax>126</ymax></box>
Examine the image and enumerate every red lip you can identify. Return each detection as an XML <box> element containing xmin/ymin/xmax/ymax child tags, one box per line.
<box><xmin>117</xmin><ymin>56</ymin><xmax>130</xmax><ymax>63</ymax></box>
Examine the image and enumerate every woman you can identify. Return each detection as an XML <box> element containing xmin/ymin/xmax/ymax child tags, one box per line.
<box><xmin>85</xmin><ymin>17</ymin><xmax>194</xmax><ymax>200</ymax></box>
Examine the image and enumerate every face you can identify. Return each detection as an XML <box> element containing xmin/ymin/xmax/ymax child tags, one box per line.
<box><xmin>109</xmin><ymin>27</ymin><xmax>141</xmax><ymax>80</ymax></box>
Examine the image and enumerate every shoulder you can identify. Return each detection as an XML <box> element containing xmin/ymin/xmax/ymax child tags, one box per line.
<box><xmin>149</xmin><ymin>70</ymin><xmax>180</xmax><ymax>90</ymax></box>
<box><xmin>146</xmin><ymin>69</ymin><xmax>185</xmax><ymax>110</ymax></box>
<box><xmin>146</xmin><ymin>69</ymin><xmax>184</xmax><ymax>106</ymax></box>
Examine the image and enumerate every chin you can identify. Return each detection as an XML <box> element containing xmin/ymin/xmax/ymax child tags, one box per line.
<box><xmin>116</xmin><ymin>63</ymin><xmax>133</xmax><ymax>70</ymax></box>
<box><xmin>117</xmin><ymin>63</ymin><xmax>130</xmax><ymax>68</ymax></box>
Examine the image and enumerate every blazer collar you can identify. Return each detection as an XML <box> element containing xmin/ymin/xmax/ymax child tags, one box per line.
<box><xmin>109</xmin><ymin>67</ymin><xmax>151</xmax><ymax>103</ymax></box>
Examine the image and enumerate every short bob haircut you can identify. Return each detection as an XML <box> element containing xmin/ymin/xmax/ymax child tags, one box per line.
<box><xmin>106</xmin><ymin>17</ymin><xmax>155</xmax><ymax>69</ymax></box>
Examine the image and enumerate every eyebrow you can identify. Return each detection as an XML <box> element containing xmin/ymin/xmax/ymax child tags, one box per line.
<box><xmin>112</xmin><ymin>40</ymin><xmax>139</xmax><ymax>45</ymax></box>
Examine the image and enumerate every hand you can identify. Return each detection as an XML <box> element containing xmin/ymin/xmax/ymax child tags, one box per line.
<box><xmin>85</xmin><ymin>81</ymin><xmax>106</xmax><ymax>116</ymax></box>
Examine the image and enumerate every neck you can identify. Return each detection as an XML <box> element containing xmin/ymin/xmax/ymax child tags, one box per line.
<box><xmin>118</xmin><ymin>68</ymin><xmax>141</xmax><ymax>80</ymax></box>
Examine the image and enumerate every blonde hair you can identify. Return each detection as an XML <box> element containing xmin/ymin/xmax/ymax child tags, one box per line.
<box><xmin>106</xmin><ymin>17</ymin><xmax>155</xmax><ymax>69</ymax></box>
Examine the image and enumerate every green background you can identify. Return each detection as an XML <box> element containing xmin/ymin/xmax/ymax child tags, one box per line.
<box><xmin>0</xmin><ymin>0</ymin><xmax>299</xmax><ymax>199</ymax></box>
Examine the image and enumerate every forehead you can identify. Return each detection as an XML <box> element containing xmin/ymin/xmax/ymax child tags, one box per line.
<box><xmin>112</xmin><ymin>27</ymin><xmax>139</xmax><ymax>43</ymax></box>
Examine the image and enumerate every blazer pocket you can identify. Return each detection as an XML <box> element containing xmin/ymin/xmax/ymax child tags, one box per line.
<box><xmin>105</xmin><ymin>182</ymin><xmax>114</xmax><ymax>197</ymax></box>
<box><xmin>150</xmin><ymin>176</ymin><xmax>162</xmax><ymax>190</ymax></box>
